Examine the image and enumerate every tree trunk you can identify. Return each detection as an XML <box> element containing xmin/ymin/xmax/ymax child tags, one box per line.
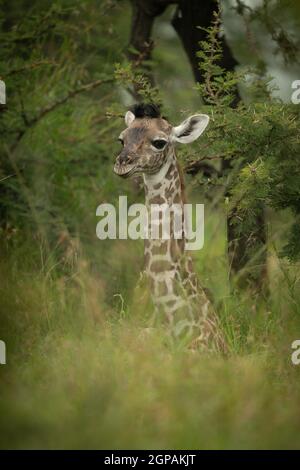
<box><xmin>172</xmin><ymin>0</ymin><xmax>267</xmax><ymax>292</ymax></box>
<box><xmin>227</xmin><ymin>206</ymin><xmax>268</xmax><ymax>294</ymax></box>
<box><xmin>172</xmin><ymin>0</ymin><xmax>238</xmax><ymax>86</ymax></box>
<box><xmin>128</xmin><ymin>1</ymin><xmax>175</xmax><ymax>96</ymax></box>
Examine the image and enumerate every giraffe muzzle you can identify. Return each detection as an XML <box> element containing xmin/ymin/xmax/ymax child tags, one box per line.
<box><xmin>114</xmin><ymin>158</ymin><xmax>137</xmax><ymax>178</ymax></box>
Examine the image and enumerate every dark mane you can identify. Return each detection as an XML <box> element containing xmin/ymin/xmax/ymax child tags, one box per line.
<box><xmin>130</xmin><ymin>103</ymin><xmax>161</xmax><ymax>119</ymax></box>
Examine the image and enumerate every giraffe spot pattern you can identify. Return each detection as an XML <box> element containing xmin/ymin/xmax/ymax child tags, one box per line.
<box><xmin>140</xmin><ymin>142</ymin><xmax>227</xmax><ymax>352</ymax></box>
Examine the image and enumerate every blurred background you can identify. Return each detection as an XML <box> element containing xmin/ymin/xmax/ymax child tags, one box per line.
<box><xmin>0</xmin><ymin>0</ymin><xmax>300</xmax><ymax>449</ymax></box>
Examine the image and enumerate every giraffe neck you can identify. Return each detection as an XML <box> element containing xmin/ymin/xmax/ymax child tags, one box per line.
<box><xmin>142</xmin><ymin>148</ymin><xmax>226</xmax><ymax>351</ymax></box>
<box><xmin>143</xmin><ymin>147</ymin><xmax>186</xmax><ymax>265</ymax></box>
<box><xmin>142</xmin><ymin>147</ymin><xmax>191</xmax><ymax>324</ymax></box>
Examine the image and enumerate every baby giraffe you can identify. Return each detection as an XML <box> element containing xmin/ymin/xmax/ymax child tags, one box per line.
<box><xmin>114</xmin><ymin>103</ymin><xmax>226</xmax><ymax>352</ymax></box>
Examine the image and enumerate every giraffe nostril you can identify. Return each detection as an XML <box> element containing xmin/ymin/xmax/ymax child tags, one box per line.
<box><xmin>119</xmin><ymin>155</ymin><xmax>132</xmax><ymax>165</ymax></box>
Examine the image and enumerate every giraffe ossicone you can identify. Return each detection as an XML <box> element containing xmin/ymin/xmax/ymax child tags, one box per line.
<box><xmin>114</xmin><ymin>103</ymin><xmax>227</xmax><ymax>352</ymax></box>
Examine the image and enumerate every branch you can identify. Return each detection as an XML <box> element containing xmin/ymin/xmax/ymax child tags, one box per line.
<box><xmin>11</xmin><ymin>77</ymin><xmax>114</xmax><ymax>151</ymax></box>
<box><xmin>172</xmin><ymin>0</ymin><xmax>239</xmax><ymax>104</ymax></box>
<box><xmin>184</xmin><ymin>149</ymin><xmax>238</xmax><ymax>176</ymax></box>
<box><xmin>185</xmin><ymin>157</ymin><xmax>223</xmax><ymax>177</ymax></box>
<box><xmin>131</xmin><ymin>0</ymin><xmax>176</xmax><ymax>17</ymax></box>
<box><xmin>5</xmin><ymin>60</ymin><xmax>58</xmax><ymax>77</ymax></box>
<box><xmin>128</xmin><ymin>0</ymin><xmax>177</xmax><ymax>98</ymax></box>
<box><xmin>29</xmin><ymin>77</ymin><xmax>113</xmax><ymax>126</ymax></box>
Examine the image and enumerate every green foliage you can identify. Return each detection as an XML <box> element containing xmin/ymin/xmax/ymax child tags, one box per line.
<box><xmin>195</xmin><ymin>11</ymin><xmax>243</xmax><ymax>108</ymax></box>
<box><xmin>1</xmin><ymin>0</ymin><xmax>300</xmax><ymax>451</ymax></box>
<box><xmin>0</xmin><ymin>0</ymin><xmax>125</xmax><ymax>252</ymax></box>
<box><xmin>114</xmin><ymin>62</ymin><xmax>162</xmax><ymax>105</ymax></box>
<box><xmin>0</xmin><ymin>0</ymin><xmax>143</xmax><ymax>306</ymax></box>
<box><xmin>190</xmin><ymin>9</ymin><xmax>300</xmax><ymax>263</ymax></box>
<box><xmin>233</xmin><ymin>0</ymin><xmax>300</xmax><ymax>66</ymax></box>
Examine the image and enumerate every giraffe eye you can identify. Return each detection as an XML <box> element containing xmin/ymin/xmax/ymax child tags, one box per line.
<box><xmin>152</xmin><ymin>139</ymin><xmax>167</xmax><ymax>150</ymax></box>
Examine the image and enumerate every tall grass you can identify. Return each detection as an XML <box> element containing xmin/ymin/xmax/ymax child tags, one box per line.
<box><xmin>1</xmin><ymin>0</ymin><xmax>300</xmax><ymax>450</ymax></box>
<box><xmin>1</xmin><ymin>209</ymin><xmax>300</xmax><ymax>450</ymax></box>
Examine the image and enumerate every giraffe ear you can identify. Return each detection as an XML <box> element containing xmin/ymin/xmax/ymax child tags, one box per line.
<box><xmin>125</xmin><ymin>111</ymin><xmax>135</xmax><ymax>127</ymax></box>
<box><xmin>172</xmin><ymin>114</ymin><xmax>209</xmax><ymax>144</ymax></box>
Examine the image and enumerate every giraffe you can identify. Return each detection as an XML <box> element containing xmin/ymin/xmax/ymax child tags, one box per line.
<box><xmin>114</xmin><ymin>103</ymin><xmax>226</xmax><ymax>352</ymax></box>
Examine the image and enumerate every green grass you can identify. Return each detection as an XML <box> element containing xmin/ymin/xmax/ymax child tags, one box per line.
<box><xmin>1</xmin><ymin>213</ymin><xmax>300</xmax><ymax>449</ymax></box>
<box><xmin>2</xmin><ymin>0</ymin><xmax>300</xmax><ymax>450</ymax></box>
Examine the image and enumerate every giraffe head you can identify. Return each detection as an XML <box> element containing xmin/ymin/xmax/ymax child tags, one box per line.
<box><xmin>114</xmin><ymin>103</ymin><xmax>209</xmax><ymax>178</ymax></box>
